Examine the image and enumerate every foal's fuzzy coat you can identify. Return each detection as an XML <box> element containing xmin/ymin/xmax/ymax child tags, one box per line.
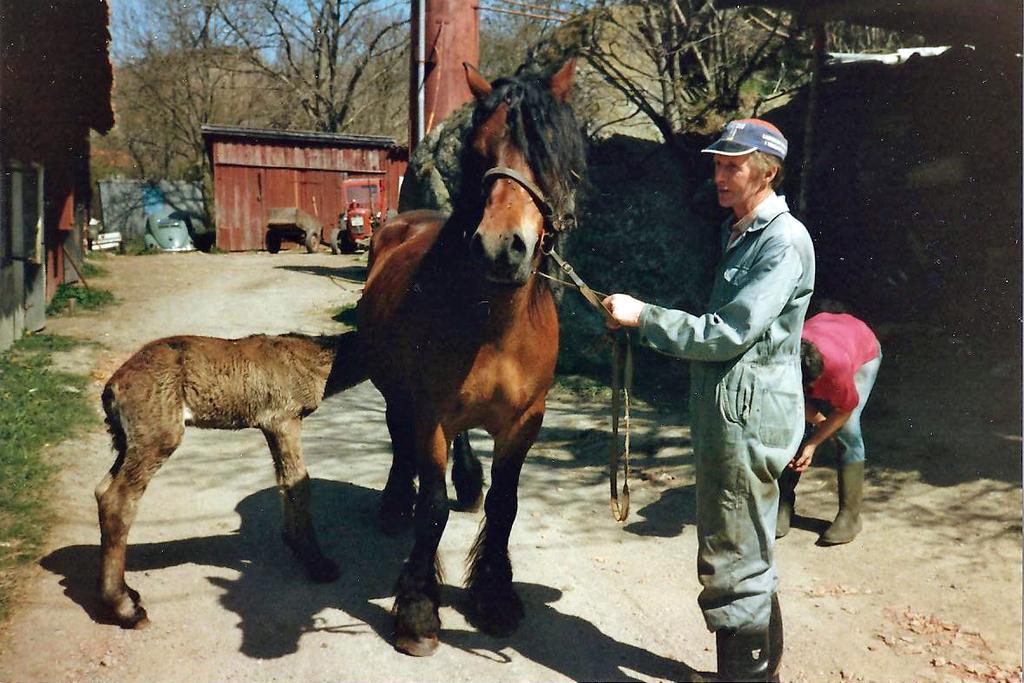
<box><xmin>95</xmin><ymin>331</ymin><xmax>365</xmax><ymax>628</ymax></box>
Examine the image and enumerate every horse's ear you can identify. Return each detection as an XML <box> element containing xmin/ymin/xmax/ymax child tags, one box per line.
<box><xmin>549</xmin><ymin>59</ymin><xmax>577</xmax><ymax>102</ymax></box>
<box><xmin>464</xmin><ymin>62</ymin><xmax>492</xmax><ymax>101</ymax></box>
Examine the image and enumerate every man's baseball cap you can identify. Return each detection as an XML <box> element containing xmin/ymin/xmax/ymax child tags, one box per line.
<box><xmin>701</xmin><ymin>118</ymin><xmax>788</xmax><ymax>160</ymax></box>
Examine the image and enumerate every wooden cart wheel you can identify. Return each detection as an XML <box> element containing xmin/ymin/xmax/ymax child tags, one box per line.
<box><xmin>304</xmin><ymin>231</ymin><xmax>318</xmax><ymax>253</ymax></box>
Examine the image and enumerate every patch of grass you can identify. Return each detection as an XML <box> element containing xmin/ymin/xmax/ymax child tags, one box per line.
<box><xmin>0</xmin><ymin>334</ymin><xmax>98</xmax><ymax>621</ymax></box>
<box><xmin>46</xmin><ymin>283</ymin><xmax>116</xmax><ymax>316</ymax></box>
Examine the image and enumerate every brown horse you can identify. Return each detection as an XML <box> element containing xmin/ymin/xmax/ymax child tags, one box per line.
<box><xmin>95</xmin><ymin>331</ymin><xmax>365</xmax><ymax>628</ymax></box>
<box><xmin>358</xmin><ymin>60</ymin><xmax>586</xmax><ymax>656</ymax></box>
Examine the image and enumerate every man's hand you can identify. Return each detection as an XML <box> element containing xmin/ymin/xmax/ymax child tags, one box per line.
<box><xmin>601</xmin><ymin>294</ymin><xmax>646</xmax><ymax>329</ymax></box>
<box><xmin>789</xmin><ymin>441</ymin><xmax>817</xmax><ymax>473</ymax></box>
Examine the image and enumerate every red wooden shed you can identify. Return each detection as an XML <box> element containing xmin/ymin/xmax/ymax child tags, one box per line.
<box><xmin>202</xmin><ymin>125</ymin><xmax>408</xmax><ymax>252</ymax></box>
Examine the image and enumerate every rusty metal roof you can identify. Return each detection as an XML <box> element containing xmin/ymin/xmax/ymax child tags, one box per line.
<box><xmin>201</xmin><ymin>124</ymin><xmax>397</xmax><ymax>149</ymax></box>
<box><xmin>718</xmin><ymin>0</ymin><xmax>1022</xmax><ymax>50</ymax></box>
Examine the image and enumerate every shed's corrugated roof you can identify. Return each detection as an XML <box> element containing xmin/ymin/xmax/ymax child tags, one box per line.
<box><xmin>718</xmin><ymin>0</ymin><xmax>1021</xmax><ymax>50</ymax></box>
<box><xmin>201</xmin><ymin>124</ymin><xmax>397</xmax><ymax>148</ymax></box>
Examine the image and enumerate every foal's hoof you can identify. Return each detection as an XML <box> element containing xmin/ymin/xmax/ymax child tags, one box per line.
<box><xmin>283</xmin><ymin>536</ymin><xmax>340</xmax><ymax>583</ymax></box>
<box><xmin>129</xmin><ymin>614</ymin><xmax>152</xmax><ymax>630</ymax></box>
<box><xmin>115</xmin><ymin>603</ymin><xmax>150</xmax><ymax>630</ymax></box>
<box><xmin>394</xmin><ymin>634</ymin><xmax>439</xmax><ymax>657</ymax></box>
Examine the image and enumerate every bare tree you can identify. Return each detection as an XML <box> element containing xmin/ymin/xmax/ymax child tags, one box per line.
<box><xmin>576</xmin><ymin>3</ymin><xmax>803</xmax><ymax>146</ymax></box>
<box><xmin>103</xmin><ymin>0</ymin><xmax>290</xmax><ymax>225</ymax></box>
<box><xmin>215</xmin><ymin>0</ymin><xmax>409</xmax><ymax>135</ymax></box>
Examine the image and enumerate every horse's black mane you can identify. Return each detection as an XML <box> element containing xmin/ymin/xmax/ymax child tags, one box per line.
<box><xmin>449</xmin><ymin>68</ymin><xmax>588</xmax><ymax>240</ymax></box>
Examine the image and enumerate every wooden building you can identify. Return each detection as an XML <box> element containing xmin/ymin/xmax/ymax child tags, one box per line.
<box><xmin>202</xmin><ymin>125</ymin><xmax>408</xmax><ymax>252</ymax></box>
<box><xmin>0</xmin><ymin>0</ymin><xmax>114</xmax><ymax>351</ymax></box>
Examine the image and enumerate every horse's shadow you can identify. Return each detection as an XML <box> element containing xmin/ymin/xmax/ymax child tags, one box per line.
<box><xmin>40</xmin><ymin>479</ymin><xmax>698</xmax><ymax>680</ymax></box>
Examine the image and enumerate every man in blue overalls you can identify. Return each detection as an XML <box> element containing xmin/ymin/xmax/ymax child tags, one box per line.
<box><xmin>604</xmin><ymin>119</ymin><xmax>815</xmax><ymax>681</ymax></box>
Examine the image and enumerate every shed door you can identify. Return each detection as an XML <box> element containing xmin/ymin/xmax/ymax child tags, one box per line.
<box><xmin>1</xmin><ymin>162</ymin><xmax>46</xmax><ymax>336</ymax></box>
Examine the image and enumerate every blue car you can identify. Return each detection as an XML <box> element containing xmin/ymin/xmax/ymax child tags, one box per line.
<box><xmin>144</xmin><ymin>212</ymin><xmax>196</xmax><ymax>252</ymax></box>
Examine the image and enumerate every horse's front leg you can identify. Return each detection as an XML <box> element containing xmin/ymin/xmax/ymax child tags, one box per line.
<box><xmin>466</xmin><ymin>402</ymin><xmax>544</xmax><ymax>636</ymax></box>
<box><xmin>393</xmin><ymin>423</ymin><xmax>449</xmax><ymax>657</ymax></box>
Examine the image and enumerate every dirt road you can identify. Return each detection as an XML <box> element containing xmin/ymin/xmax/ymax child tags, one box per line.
<box><xmin>0</xmin><ymin>250</ymin><xmax>1019</xmax><ymax>682</ymax></box>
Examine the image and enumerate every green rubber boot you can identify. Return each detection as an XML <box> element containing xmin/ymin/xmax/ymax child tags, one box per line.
<box><xmin>715</xmin><ymin>628</ymin><xmax>770</xmax><ymax>682</ymax></box>
<box><xmin>775</xmin><ymin>469</ymin><xmax>800</xmax><ymax>539</ymax></box>
<box><xmin>713</xmin><ymin>595</ymin><xmax>783</xmax><ymax>682</ymax></box>
<box><xmin>820</xmin><ymin>461</ymin><xmax>864</xmax><ymax>545</ymax></box>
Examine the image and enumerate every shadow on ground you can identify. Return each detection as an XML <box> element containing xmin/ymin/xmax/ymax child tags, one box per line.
<box><xmin>276</xmin><ymin>264</ymin><xmax>366</xmax><ymax>283</ymax></box>
<box><xmin>40</xmin><ymin>479</ymin><xmax>696</xmax><ymax>681</ymax></box>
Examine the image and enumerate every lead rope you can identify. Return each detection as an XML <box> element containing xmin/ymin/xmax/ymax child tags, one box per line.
<box><xmin>541</xmin><ymin>247</ymin><xmax>631</xmax><ymax>522</ymax></box>
<box><xmin>609</xmin><ymin>331</ymin><xmax>632</xmax><ymax>522</ymax></box>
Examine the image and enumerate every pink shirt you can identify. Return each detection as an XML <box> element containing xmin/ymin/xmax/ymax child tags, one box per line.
<box><xmin>802</xmin><ymin>313</ymin><xmax>880</xmax><ymax>412</ymax></box>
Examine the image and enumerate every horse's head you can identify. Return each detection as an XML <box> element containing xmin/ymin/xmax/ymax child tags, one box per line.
<box><xmin>460</xmin><ymin>60</ymin><xmax>585</xmax><ymax>286</ymax></box>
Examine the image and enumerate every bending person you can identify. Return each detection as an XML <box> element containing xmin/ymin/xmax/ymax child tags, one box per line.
<box><xmin>779</xmin><ymin>311</ymin><xmax>882</xmax><ymax>545</ymax></box>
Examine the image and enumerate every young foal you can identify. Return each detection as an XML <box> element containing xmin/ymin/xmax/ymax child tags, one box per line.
<box><xmin>359</xmin><ymin>61</ymin><xmax>586</xmax><ymax>655</ymax></box>
<box><xmin>96</xmin><ymin>331</ymin><xmax>365</xmax><ymax>628</ymax></box>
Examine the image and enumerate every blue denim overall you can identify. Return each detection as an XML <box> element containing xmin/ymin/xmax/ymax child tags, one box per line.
<box><xmin>637</xmin><ymin>194</ymin><xmax>815</xmax><ymax>635</ymax></box>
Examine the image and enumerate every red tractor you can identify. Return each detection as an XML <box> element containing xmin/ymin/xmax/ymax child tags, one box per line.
<box><xmin>332</xmin><ymin>177</ymin><xmax>389</xmax><ymax>254</ymax></box>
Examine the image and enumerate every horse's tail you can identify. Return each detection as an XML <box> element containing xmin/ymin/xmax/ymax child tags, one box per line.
<box><xmin>96</xmin><ymin>383</ymin><xmax>129</xmax><ymax>501</ymax></box>
<box><xmin>323</xmin><ymin>330</ymin><xmax>370</xmax><ymax>398</ymax></box>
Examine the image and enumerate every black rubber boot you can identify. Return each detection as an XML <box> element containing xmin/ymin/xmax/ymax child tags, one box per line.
<box><xmin>820</xmin><ymin>460</ymin><xmax>864</xmax><ymax>545</ymax></box>
<box><xmin>775</xmin><ymin>468</ymin><xmax>801</xmax><ymax>539</ymax></box>
<box><xmin>716</xmin><ymin>628</ymin><xmax>771</xmax><ymax>682</ymax></box>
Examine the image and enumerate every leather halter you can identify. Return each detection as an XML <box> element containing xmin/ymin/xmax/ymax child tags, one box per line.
<box><xmin>482</xmin><ymin>166</ymin><xmax>576</xmax><ymax>233</ymax></box>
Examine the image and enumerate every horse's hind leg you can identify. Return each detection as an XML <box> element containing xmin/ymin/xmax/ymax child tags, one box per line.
<box><xmin>96</xmin><ymin>427</ymin><xmax>181</xmax><ymax>628</ymax></box>
<box><xmin>262</xmin><ymin>418</ymin><xmax>339</xmax><ymax>582</ymax></box>
<box><xmin>379</xmin><ymin>402</ymin><xmax>417</xmax><ymax>534</ymax></box>
<box><xmin>451</xmin><ymin>430</ymin><xmax>484</xmax><ymax>512</ymax></box>
<box><xmin>466</xmin><ymin>405</ymin><xmax>544</xmax><ymax>636</ymax></box>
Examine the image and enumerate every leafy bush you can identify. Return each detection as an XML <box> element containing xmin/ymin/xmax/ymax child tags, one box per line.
<box><xmin>45</xmin><ymin>284</ymin><xmax>115</xmax><ymax>316</ymax></box>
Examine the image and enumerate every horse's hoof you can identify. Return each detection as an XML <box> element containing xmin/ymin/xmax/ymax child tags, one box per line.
<box><xmin>306</xmin><ymin>556</ymin><xmax>340</xmax><ymax>583</ymax></box>
<box><xmin>452</xmin><ymin>492</ymin><xmax>483</xmax><ymax>513</ymax></box>
<box><xmin>470</xmin><ymin>589</ymin><xmax>524</xmax><ymax>637</ymax></box>
<box><xmin>394</xmin><ymin>634</ymin><xmax>439</xmax><ymax>657</ymax></box>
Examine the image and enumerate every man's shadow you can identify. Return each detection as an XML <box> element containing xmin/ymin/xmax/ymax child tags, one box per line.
<box><xmin>40</xmin><ymin>480</ymin><xmax>701</xmax><ymax>679</ymax></box>
<box><xmin>446</xmin><ymin>583</ymin><xmax>697</xmax><ymax>682</ymax></box>
<box><xmin>623</xmin><ymin>483</ymin><xmax>697</xmax><ymax>538</ymax></box>
<box><xmin>621</xmin><ymin>478</ymin><xmax>830</xmax><ymax>538</ymax></box>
